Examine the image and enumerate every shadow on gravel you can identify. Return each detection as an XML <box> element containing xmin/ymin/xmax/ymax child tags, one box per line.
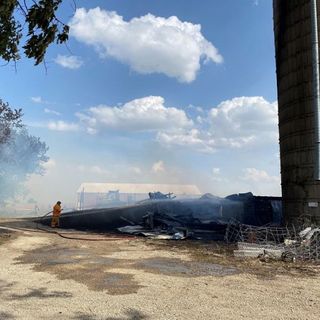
<box><xmin>73</xmin><ymin>309</ymin><xmax>148</xmax><ymax>320</ymax></box>
<box><xmin>0</xmin><ymin>229</ymin><xmax>13</xmax><ymax>245</ymax></box>
<box><xmin>0</xmin><ymin>279</ymin><xmax>16</xmax><ymax>295</ymax></box>
<box><xmin>0</xmin><ymin>311</ymin><xmax>15</xmax><ymax>319</ymax></box>
<box><xmin>134</xmin><ymin>257</ymin><xmax>238</xmax><ymax>277</ymax></box>
<box><xmin>15</xmin><ymin>245</ymin><xmax>144</xmax><ymax>295</ymax></box>
<box><xmin>10</xmin><ymin>287</ymin><xmax>72</xmax><ymax>300</ymax></box>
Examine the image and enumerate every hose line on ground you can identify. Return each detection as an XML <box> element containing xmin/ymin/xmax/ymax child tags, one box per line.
<box><xmin>0</xmin><ymin>211</ymin><xmax>136</xmax><ymax>241</ymax></box>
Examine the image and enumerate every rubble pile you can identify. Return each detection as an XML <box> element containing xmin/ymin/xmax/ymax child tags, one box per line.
<box><xmin>116</xmin><ymin>192</ymin><xmax>282</xmax><ymax>240</ymax></box>
<box><xmin>226</xmin><ymin>221</ymin><xmax>320</xmax><ymax>262</ymax></box>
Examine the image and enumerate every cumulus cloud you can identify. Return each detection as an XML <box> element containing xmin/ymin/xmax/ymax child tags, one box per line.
<box><xmin>69</xmin><ymin>7</ymin><xmax>223</xmax><ymax>82</ymax></box>
<box><xmin>44</xmin><ymin>108</ymin><xmax>61</xmax><ymax>116</ymax></box>
<box><xmin>75</xmin><ymin>95</ymin><xmax>277</xmax><ymax>153</ymax></box>
<box><xmin>239</xmin><ymin>167</ymin><xmax>281</xmax><ymax>195</ymax></box>
<box><xmin>157</xmin><ymin>129</ymin><xmax>215</xmax><ymax>153</ymax></box>
<box><xmin>34</xmin><ymin>95</ymin><xmax>278</xmax><ymax>156</ymax></box>
<box><xmin>241</xmin><ymin>168</ymin><xmax>280</xmax><ymax>183</ymax></box>
<box><xmin>31</xmin><ymin>96</ymin><xmax>44</xmax><ymax>103</ymax></box>
<box><xmin>76</xmin><ymin>96</ymin><xmax>192</xmax><ymax>133</ymax></box>
<box><xmin>187</xmin><ymin>104</ymin><xmax>204</xmax><ymax>113</ymax></box>
<box><xmin>152</xmin><ymin>160</ymin><xmax>165</xmax><ymax>173</ymax></box>
<box><xmin>157</xmin><ymin>96</ymin><xmax>278</xmax><ymax>152</ymax></box>
<box><xmin>47</xmin><ymin>121</ymin><xmax>79</xmax><ymax>132</ymax></box>
<box><xmin>54</xmin><ymin>54</ymin><xmax>84</xmax><ymax>69</ymax></box>
<box><xmin>209</xmin><ymin>96</ymin><xmax>278</xmax><ymax>143</ymax></box>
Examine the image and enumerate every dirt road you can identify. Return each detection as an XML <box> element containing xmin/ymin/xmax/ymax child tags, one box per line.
<box><xmin>0</xmin><ymin>219</ymin><xmax>320</xmax><ymax>320</ymax></box>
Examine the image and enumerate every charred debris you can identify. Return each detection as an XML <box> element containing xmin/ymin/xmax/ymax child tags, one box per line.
<box><xmin>40</xmin><ymin>192</ymin><xmax>282</xmax><ymax>241</ymax></box>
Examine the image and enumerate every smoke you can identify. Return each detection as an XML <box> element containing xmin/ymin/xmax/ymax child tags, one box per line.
<box><xmin>0</xmin><ymin>128</ymin><xmax>48</xmax><ymax>205</ymax></box>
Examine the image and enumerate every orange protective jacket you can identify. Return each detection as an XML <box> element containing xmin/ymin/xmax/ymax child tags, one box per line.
<box><xmin>53</xmin><ymin>204</ymin><xmax>62</xmax><ymax>217</ymax></box>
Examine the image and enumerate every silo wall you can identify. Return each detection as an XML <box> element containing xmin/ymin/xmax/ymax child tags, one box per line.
<box><xmin>274</xmin><ymin>0</ymin><xmax>320</xmax><ymax>224</ymax></box>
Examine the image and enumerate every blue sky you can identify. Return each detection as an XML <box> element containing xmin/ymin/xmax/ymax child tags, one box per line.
<box><xmin>0</xmin><ymin>0</ymin><xmax>280</xmax><ymax>207</ymax></box>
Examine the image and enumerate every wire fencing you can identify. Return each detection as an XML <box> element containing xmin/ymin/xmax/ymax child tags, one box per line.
<box><xmin>225</xmin><ymin>217</ymin><xmax>320</xmax><ymax>262</ymax></box>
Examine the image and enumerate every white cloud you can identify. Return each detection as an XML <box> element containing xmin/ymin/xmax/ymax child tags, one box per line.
<box><xmin>76</xmin><ymin>96</ymin><xmax>192</xmax><ymax>133</ymax></box>
<box><xmin>212</xmin><ymin>168</ymin><xmax>220</xmax><ymax>175</ymax></box>
<box><xmin>77</xmin><ymin>95</ymin><xmax>276</xmax><ymax>154</ymax></box>
<box><xmin>41</xmin><ymin>159</ymin><xmax>56</xmax><ymax>170</ymax></box>
<box><xmin>196</xmin><ymin>116</ymin><xmax>204</xmax><ymax>124</ymax></box>
<box><xmin>152</xmin><ymin>160</ymin><xmax>165</xmax><ymax>173</ymax></box>
<box><xmin>31</xmin><ymin>96</ymin><xmax>44</xmax><ymax>103</ymax></box>
<box><xmin>77</xmin><ymin>165</ymin><xmax>109</xmax><ymax>175</ymax></box>
<box><xmin>31</xmin><ymin>96</ymin><xmax>52</xmax><ymax>105</ymax></box>
<box><xmin>69</xmin><ymin>7</ymin><xmax>223</xmax><ymax>82</ymax></box>
<box><xmin>41</xmin><ymin>95</ymin><xmax>277</xmax><ymax>156</ymax></box>
<box><xmin>209</xmin><ymin>96</ymin><xmax>278</xmax><ymax>144</ymax></box>
<box><xmin>90</xmin><ymin>165</ymin><xmax>109</xmax><ymax>175</ymax></box>
<box><xmin>54</xmin><ymin>54</ymin><xmax>84</xmax><ymax>69</ymax></box>
<box><xmin>130</xmin><ymin>167</ymin><xmax>142</xmax><ymax>174</ymax></box>
<box><xmin>47</xmin><ymin>121</ymin><xmax>79</xmax><ymax>132</ymax></box>
<box><xmin>157</xmin><ymin>96</ymin><xmax>278</xmax><ymax>152</ymax></box>
<box><xmin>186</xmin><ymin>104</ymin><xmax>204</xmax><ymax>114</ymax></box>
<box><xmin>157</xmin><ymin>129</ymin><xmax>215</xmax><ymax>153</ymax></box>
<box><xmin>86</xmin><ymin>127</ymin><xmax>97</xmax><ymax>135</ymax></box>
<box><xmin>212</xmin><ymin>167</ymin><xmax>223</xmax><ymax>182</ymax></box>
<box><xmin>241</xmin><ymin>168</ymin><xmax>280</xmax><ymax>183</ymax></box>
<box><xmin>44</xmin><ymin>108</ymin><xmax>61</xmax><ymax>116</ymax></box>
<box><xmin>239</xmin><ymin>167</ymin><xmax>281</xmax><ymax>196</ymax></box>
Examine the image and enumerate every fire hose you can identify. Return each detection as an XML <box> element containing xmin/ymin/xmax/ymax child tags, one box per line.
<box><xmin>0</xmin><ymin>210</ymin><xmax>136</xmax><ymax>241</ymax></box>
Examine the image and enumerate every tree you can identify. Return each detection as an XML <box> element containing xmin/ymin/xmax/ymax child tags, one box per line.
<box><xmin>0</xmin><ymin>101</ymin><xmax>48</xmax><ymax>204</ymax></box>
<box><xmin>0</xmin><ymin>99</ymin><xmax>23</xmax><ymax>144</ymax></box>
<box><xmin>0</xmin><ymin>0</ymin><xmax>69</xmax><ymax>65</ymax></box>
<box><xmin>0</xmin><ymin>1</ymin><xmax>67</xmax><ymax>203</ymax></box>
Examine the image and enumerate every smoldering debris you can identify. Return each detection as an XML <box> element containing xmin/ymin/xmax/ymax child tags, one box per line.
<box><xmin>36</xmin><ymin>191</ymin><xmax>320</xmax><ymax>263</ymax></box>
<box><xmin>226</xmin><ymin>221</ymin><xmax>320</xmax><ymax>262</ymax></box>
<box><xmin>117</xmin><ymin>225</ymin><xmax>186</xmax><ymax>240</ymax></box>
<box><xmin>115</xmin><ymin>192</ymin><xmax>282</xmax><ymax>240</ymax></box>
<box><xmin>38</xmin><ymin>192</ymin><xmax>282</xmax><ymax>241</ymax></box>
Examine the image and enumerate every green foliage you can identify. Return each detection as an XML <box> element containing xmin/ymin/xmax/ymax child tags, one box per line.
<box><xmin>0</xmin><ymin>100</ymin><xmax>48</xmax><ymax>204</ymax></box>
<box><xmin>0</xmin><ymin>0</ymin><xmax>69</xmax><ymax>65</ymax></box>
<box><xmin>0</xmin><ymin>99</ymin><xmax>23</xmax><ymax>144</ymax></box>
<box><xmin>0</xmin><ymin>0</ymin><xmax>22</xmax><ymax>62</ymax></box>
<box><xmin>0</xmin><ymin>128</ymin><xmax>49</xmax><ymax>204</ymax></box>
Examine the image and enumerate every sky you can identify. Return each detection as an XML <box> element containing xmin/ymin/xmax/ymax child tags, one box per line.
<box><xmin>0</xmin><ymin>0</ymin><xmax>281</xmax><ymax>208</ymax></box>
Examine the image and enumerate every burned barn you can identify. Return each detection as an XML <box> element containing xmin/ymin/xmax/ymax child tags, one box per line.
<box><xmin>42</xmin><ymin>192</ymin><xmax>282</xmax><ymax>240</ymax></box>
<box><xmin>76</xmin><ymin>183</ymin><xmax>202</xmax><ymax>209</ymax></box>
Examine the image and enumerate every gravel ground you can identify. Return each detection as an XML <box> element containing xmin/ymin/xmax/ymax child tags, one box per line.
<box><xmin>0</xmin><ymin>219</ymin><xmax>320</xmax><ymax>320</ymax></box>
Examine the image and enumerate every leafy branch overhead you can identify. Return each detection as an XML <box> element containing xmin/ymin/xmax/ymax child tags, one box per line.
<box><xmin>0</xmin><ymin>0</ymin><xmax>69</xmax><ymax>65</ymax></box>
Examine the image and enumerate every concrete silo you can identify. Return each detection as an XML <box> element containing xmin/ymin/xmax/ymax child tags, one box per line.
<box><xmin>273</xmin><ymin>0</ymin><xmax>320</xmax><ymax>224</ymax></box>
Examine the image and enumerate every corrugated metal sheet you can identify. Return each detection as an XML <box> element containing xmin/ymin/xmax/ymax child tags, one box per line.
<box><xmin>77</xmin><ymin>183</ymin><xmax>202</xmax><ymax>195</ymax></box>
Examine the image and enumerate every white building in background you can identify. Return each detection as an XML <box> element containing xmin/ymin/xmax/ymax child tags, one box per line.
<box><xmin>76</xmin><ymin>183</ymin><xmax>202</xmax><ymax>210</ymax></box>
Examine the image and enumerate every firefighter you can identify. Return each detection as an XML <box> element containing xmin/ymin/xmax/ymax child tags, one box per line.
<box><xmin>51</xmin><ymin>201</ymin><xmax>62</xmax><ymax>228</ymax></box>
